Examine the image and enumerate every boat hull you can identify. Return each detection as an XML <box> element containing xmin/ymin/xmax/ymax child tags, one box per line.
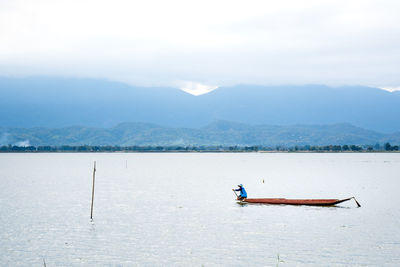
<box><xmin>241</xmin><ymin>198</ymin><xmax>353</xmax><ymax>206</ymax></box>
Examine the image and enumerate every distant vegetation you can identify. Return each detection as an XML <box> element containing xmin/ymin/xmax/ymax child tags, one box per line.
<box><xmin>1</xmin><ymin>143</ymin><xmax>398</xmax><ymax>153</ymax></box>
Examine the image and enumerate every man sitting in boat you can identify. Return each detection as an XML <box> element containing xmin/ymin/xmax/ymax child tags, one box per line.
<box><xmin>233</xmin><ymin>184</ymin><xmax>247</xmax><ymax>200</ymax></box>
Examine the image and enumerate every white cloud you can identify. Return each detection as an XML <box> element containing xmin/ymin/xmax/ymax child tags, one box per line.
<box><xmin>380</xmin><ymin>87</ymin><xmax>400</xmax><ymax>92</ymax></box>
<box><xmin>0</xmin><ymin>0</ymin><xmax>400</xmax><ymax>89</ymax></box>
<box><xmin>15</xmin><ymin>140</ymin><xmax>30</xmax><ymax>147</ymax></box>
<box><xmin>178</xmin><ymin>81</ymin><xmax>218</xmax><ymax>96</ymax></box>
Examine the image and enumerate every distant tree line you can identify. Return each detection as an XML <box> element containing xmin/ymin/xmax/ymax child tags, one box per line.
<box><xmin>0</xmin><ymin>143</ymin><xmax>399</xmax><ymax>152</ymax></box>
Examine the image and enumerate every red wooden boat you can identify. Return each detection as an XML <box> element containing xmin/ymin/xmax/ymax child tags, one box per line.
<box><xmin>238</xmin><ymin>197</ymin><xmax>361</xmax><ymax>207</ymax></box>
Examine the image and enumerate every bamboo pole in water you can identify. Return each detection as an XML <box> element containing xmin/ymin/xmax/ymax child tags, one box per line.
<box><xmin>90</xmin><ymin>161</ymin><xmax>96</xmax><ymax>220</ymax></box>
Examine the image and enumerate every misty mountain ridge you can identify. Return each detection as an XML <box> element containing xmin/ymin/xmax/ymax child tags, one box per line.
<box><xmin>1</xmin><ymin>76</ymin><xmax>400</xmax><ymax>133</ymax></box>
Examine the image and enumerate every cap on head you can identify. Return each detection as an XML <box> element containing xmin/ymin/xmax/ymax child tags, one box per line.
<box><xmin>238</xmin><ymin>184</ymin><xmax>243</xmax><ymax>187</ymax></box>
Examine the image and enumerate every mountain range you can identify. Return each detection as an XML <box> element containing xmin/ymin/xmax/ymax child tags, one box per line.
<box><xmin>1</xmin><ymin>76</ymin><xmax>400</xmax><ymax>146</ymax></box>
<box><xmin>1</xmin><ymin>77</ymin><xmax>400</xmax><ymax>133</ymax></box>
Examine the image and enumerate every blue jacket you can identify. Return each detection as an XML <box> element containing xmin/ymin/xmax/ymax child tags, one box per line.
<box><xmin>235</xmin><ymin>186</ymin><xmax>247</xmax><ymax>198</ymax></box>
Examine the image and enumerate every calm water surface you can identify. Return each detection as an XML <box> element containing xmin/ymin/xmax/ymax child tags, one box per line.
<box><xmin>0</xmin><ymin>153</ymin><xmax>399</xmax><ymax>266</ymax></box>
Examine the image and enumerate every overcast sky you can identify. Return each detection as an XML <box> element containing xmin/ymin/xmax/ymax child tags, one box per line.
<box><xmin>1</xmin><ymin>0</ymin><xmax>400</xmax><ymax>93</ymax></box>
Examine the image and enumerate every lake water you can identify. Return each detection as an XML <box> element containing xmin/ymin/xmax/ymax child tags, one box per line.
<box><xmin>0</xmin><ymin>153</ymin><xmax>399</xmax><ymax>266</ymax></box>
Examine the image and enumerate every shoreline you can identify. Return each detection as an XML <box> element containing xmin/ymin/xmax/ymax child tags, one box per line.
<box><xmin>1</xmin><ymin>144</ymin><xmax>399</xmax><ymax>153</ymax></box>
<box><xmin>1</xmin><ymin>150</ymin><xmax>399</xmax><ymax>154</ymax></box>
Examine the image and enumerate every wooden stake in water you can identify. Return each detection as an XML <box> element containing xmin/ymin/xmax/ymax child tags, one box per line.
<box><xmin>90</xmin><ymin>161</ymin><xmax>96</xmax><ymax>220</ymax></box>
